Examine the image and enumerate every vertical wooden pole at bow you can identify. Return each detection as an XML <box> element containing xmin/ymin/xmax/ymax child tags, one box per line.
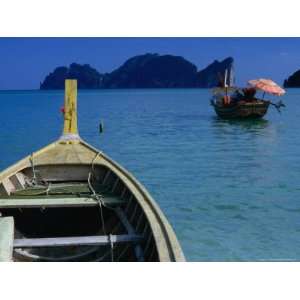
<box><xmin>63</xmin><ymin>80</ymin><xmax>79</xmax><ymax>138</ymax></box>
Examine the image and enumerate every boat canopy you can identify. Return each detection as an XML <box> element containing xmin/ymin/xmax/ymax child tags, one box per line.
<box><xmin>248</xmin><ymin>79</ymin><xmax>286</xmax><ymax>96</ymax></box>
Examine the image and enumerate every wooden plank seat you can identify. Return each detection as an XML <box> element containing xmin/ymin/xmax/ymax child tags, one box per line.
<box><xmin>0</xmin><ymin>182</ymin><xmax>125</xmax><ymax>208</ymax></box>
<box><xmin>14</xmin><ymin>234</ymin><xmax>143</xmax><ymax>248</ymax></box>
<box><xmin>0</xmin><ymin>196</ymin><xmax>125</xmax><ymax>208</ymax></box>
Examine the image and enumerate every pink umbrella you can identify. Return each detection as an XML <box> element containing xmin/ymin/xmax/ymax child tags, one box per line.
<box><xmin>248</xmin><ymin>79</ymin><xmax>286</xmax><ymax>96</ymax></box>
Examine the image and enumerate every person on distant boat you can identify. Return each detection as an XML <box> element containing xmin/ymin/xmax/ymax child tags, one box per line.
<box><xmin>231</xmin><ymin>89</ymin><xmax>244</xmax><ymax>103</ymax></box>
<box><xmin>242</xmin><ymin>87</ymin><xmax>257</xmax><ymax>102</ymax></box>
<box><xmin>223</xmin><ymin>94</ymin><xmax>231</xmax><ymax>105</ymax></box>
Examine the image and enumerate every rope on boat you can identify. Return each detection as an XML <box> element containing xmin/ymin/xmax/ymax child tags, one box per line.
<box><xmin>29</xmin><ymin>154</ymin><xmax>37</xmax><ymax>186</ymax></box>
<box><xmin>94</xmin><ymin>219</ymin><xmax>126</xmax><ymax>262</ymax></box>
<box><xmin>88</xmin><ymin>172</ymin><xmax>107</xmax><ymax>236</ymax></box>
<box><xmin>88</xmin><ymin>173</ymin><xmax>116</xmax><ymax>262</ymax></box>
<box><xmin>28</xmin><ymin>153</ymin><xmax>48</xmax><ymax>187</ymax></box>
<box><xmin>89</xmin><ymin>152</ymin><xmax>119</xmax><ymax>262</ymax></box>
<box><xmin>46</xmin><ymin>183</ymin><xmax>51</xmax><ymax>196</ymax></box>
<box><xmin>88</xmin><ymin>173</ymin><xmax>115</xmax><ymax>262</ymax></box>
<box><xmin>269</xmin><ymin>100</ymin><xmax>286</xmax><ymax>114</ymax></box>
<box><xmin>88</xmin><ymin>151</ymin><xmax>117</xmax><ymax>210</ymax></box>
<box><xmin>94</xmin><ymin>223</ymin><xmax>127</xmax><ymax>261</ymax></box>
<box><xmin>91</xmin><ymin>151</ymin><xmax>102</xmax><ymax>173</ymax></box>
<box><xmin>88</xmin><ymin>151</ymin><xmax>115</xmax><ymax>210</ymax></box>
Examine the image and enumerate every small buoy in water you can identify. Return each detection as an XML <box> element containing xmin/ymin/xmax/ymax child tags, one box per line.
<box><xmin>99</xmin><ymin>120</ymin><xmax>104</xmax><ymax>134</ymax></box>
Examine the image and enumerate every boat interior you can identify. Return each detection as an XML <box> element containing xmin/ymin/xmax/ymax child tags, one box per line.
<box><xmin>0</xmin><ymin>163</ymin><xmax>158</xmax><ymax>261</ymax></box>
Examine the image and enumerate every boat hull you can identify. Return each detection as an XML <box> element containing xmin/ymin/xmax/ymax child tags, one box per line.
<box><xmin>212</xmin><ymin>101</ymin><xmax>270</xmax><ymax>119</ymax></box>
<box><xmin>0</xmin><ymin>140</ymin><xmax>185</xmax><ymax>262</ymax></box>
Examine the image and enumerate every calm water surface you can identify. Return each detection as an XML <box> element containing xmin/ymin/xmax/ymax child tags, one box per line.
<box><xmin>1</xmin><ymin>89</ymin><xmax>300</xmax><ymax>261</ymax></box>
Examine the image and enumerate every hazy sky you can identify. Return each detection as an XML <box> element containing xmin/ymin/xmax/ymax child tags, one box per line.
<box><xmin>0</xmin><ymin>37</ymin><xmax>299</xmax><ymax>89</ymax></box>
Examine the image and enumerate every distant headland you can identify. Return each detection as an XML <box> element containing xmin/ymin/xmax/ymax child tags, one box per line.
<box><xmin>40</xmin><ymin>54</ymin><xmax>234</xmax><ymax>89</ymax></box>
<box><xmin>284</xmin><ymin>69</ymin><xmax>300</xmax><ymax>88</ymax></box>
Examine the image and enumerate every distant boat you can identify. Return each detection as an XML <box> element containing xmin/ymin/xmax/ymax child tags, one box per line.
<box><xmin>0</xmin><ymin>80</ymin><xmax>185</xmax><ymax>262</ymax></box>
<box><xmin>211</xmin><ymin>96</ymin><xmax>270</xmax><ymax>119</ymax></box>
<box><xmin>210</xmin><ymin>69</ymin><xmax>285</xmax><ymax>119</ymax></box>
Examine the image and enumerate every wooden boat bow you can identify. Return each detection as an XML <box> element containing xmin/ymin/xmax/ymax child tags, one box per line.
<box><xmin>0</xmin><ymin>80</ymin><xmax>185</xmax><ymax>262</ymax></box>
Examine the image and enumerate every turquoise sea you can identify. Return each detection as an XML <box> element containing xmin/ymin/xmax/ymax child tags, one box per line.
<box><xmin>1</xmin><ymin>89</ymin><xmax>300</xmax><ymax>261</ymax></box>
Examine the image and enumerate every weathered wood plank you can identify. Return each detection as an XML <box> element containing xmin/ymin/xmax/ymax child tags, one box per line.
<box><xmin>0</xmin><ymin>196</ymin><xmax>124</xmax><ymax>208</ymax></box>
<box><xmin>10</xmin><ymin>173</ymin><xmax>26</xmax><ymax>190</ymax></box>
<box><xmin>0</xmin><ymin>217</ymin><xmax>14</xmax><ymax>261</ymax></box>
<box><xmin>0</xmin><ymin>178</ymin><xmax>15</xmax><ymax>196</ymax></box>
<box><xmin>14</xmin><ymin>234</ymin><xmax>143</xmax><ymax>248</ymax></box>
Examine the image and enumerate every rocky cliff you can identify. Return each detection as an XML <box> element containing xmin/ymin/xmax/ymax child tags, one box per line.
<box><xmin>197</xmin><ymin>57</ymin><xmax>234</xmax><ymax>88</ymax></box>
<box><xmin>101</xmin><ymin>53</ymin><xmax>198</xmax><ymax>88</ymax></box>
<box><xmin>283</xmin><ymin>70</ymin><xmax>300</xmax><ymax>88</ymax></box>
<box><xmin>40</xmin><ymin>63</ymin><xmax>103</xmax><ymax>89</ymax></box>
<box><xmin>40</xmin><ymin>54</ymin><xmax>234</xmax><ymax>89</ymax></box>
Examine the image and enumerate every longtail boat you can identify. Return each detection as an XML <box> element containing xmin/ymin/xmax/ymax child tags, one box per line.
<box><xmin>0</xmin><ymin>80</ymin><xmax>185</xmax><ymax>262</ymax></box>
<box><xmin>210</xmin><ymin>69</ymin><xmax>285</xmax><ymax>119</ymax></box>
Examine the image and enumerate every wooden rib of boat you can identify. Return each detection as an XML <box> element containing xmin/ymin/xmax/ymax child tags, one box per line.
<box><xmin>211</xmin><ymin>100</ymin><xmax>270</xmax><ymax>119</ymax></box>
<box><xmin>0</xmin><ymin>80</ymin><xmax>185</xmax><ymax>262</ymax></box>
